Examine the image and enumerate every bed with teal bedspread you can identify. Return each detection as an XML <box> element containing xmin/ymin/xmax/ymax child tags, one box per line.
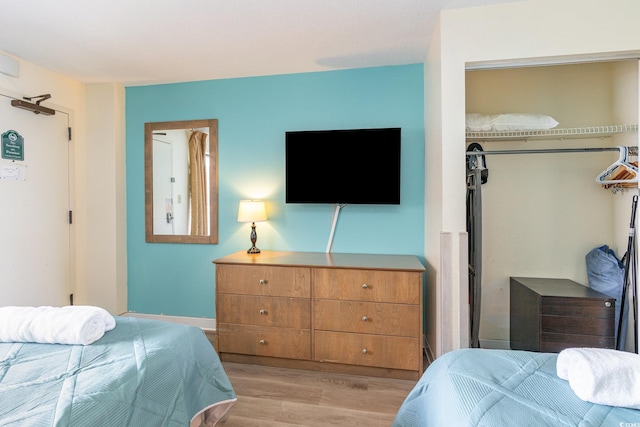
<box><xmin>393</xmin><ymin>349</ymin><xmax>640</xmax><ymax>427</ymax></box>
<box><xmin>0</xmin><ymin>317</ymin><xmax>236</xmax><ymax>426</ymax></box>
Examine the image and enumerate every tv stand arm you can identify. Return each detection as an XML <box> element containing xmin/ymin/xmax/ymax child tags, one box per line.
<box><xmin>326</xmin><ymin>203</ymin><xmax>347</xmax><ymax>253</ymax></box>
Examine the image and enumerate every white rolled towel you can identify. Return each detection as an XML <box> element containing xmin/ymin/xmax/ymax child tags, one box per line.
<box><xmin>557</xmin><ymin>347</ymin><xmax>640</xmax><ymax>409</ymax></box>
<box><xmin>0</xmin><ymin>305</ymin><xmax>116</xmax><ymax>345</ymax></box>
<box><xmin>74</xmin><ymin>305</ymin><xmax>116</xmax><ymax>331</ymax></box>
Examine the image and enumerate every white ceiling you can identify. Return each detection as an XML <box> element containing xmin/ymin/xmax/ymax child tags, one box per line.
<box><xmin>0</xmin><ymin>0</ymin><xmax>511</xmax><ymax>86</ymax></box>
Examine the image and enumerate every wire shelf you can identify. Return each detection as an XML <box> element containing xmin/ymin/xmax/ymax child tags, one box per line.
<box><xmin>466</xmin><ymin>124</ymin><xmax>638</xmax><ymax>141</ymax></box>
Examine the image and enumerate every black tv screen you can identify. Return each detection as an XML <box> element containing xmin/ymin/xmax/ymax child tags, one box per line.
<box><xmin>286</xmin><ymin>127</ymin><xmax>401</xmax><ymax>204</ymax></box>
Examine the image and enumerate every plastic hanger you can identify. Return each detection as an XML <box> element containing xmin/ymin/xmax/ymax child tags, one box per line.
<box><xmin>596</xmin><ymin>146</ymin><xmax>638</xmax><ymax>187</ymax></box>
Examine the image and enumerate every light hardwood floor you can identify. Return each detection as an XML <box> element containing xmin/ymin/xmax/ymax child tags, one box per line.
<box><xmin>217</xmin><ymin>361</ymin><xmax>417</xmax><ymax>426</ymax></box>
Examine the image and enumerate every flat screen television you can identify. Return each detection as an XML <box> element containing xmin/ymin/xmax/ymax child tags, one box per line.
<box><xmin>285</xmin><ymin>127</ymin><xmax>401</xmax><ymax>204</ymax></box>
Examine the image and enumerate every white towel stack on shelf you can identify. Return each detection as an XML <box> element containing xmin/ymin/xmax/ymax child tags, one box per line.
<box><xmin>0</xmin><ymin>305</ymin><xmax>116</xmax><ymax>345</ymax></box>
<box><xmin>557</xmin><ymin>347</ymin><xmax>640</xmax><ymax>410</ymax></box>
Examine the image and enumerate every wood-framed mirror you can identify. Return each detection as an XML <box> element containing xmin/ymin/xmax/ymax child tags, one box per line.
<box><xmin>145</xmin><ymin>119</ymin><xmax>218</xmax><ymax>244</ymax></box>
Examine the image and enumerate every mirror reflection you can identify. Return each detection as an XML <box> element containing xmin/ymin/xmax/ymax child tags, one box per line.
<box><xmin>145</xmin><ymin>119</ymin><xmax>218</xmax><ymax>244</ymax></box>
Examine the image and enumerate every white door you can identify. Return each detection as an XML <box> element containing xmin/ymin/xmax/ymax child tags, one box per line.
<box><xmin>152</xmin><ymin>137</ymin><xmax>175</xmax><ymax>235</ymax></box>
<box><xmin>0</xmin><ymin>91</ymin><xmax>71</xmax><ymax>306</ymax></box>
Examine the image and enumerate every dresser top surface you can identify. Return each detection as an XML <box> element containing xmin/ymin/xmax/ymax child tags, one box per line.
<box><xmin>511</xmin><ymin>277</ymin><xmax>613</xmax><ymax>300</ymax></box>
<box><xmin>214</xmin><ymin>250</ymin><xmax>425</xmax><ymax>272</ymax></box>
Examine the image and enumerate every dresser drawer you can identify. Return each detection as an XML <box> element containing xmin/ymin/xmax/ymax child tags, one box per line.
<box><xmin>314</xmin><ymin>299</ymin><xmax>420</xmax><ymax>337</ymax></box>
<box><xmin>218</xmin><ymin>294</ymin><xmax>310</xmax><ymax>329</ymax></box>
<box><xmin>216</xmin><ymin>264</ymin><xmax>311</xmax><ymax>297</ymax></box>
<box><xmin>542</xmin><ymin>297</ymin><xmax>614</xmax><ymax>318</ymax></box>
<box><xmin>218</xmin><ymin>323</ymin><xmax>311</xmax><ymax>359</ymax></box>
<box><xmin>541</xmin><ymin>315</ymin><xmax>614</xmax><ymax>336</ymax></box>
<box><xmin>314</xmin><ymin>268</ymin><xmax>421</xmax><ymax>304</ymax></box>
<box><xmin>315</xmin><ymin>331</ymin><xmax>419</xmax><ymax>371</ymax></box>
<box><xmin>540</xmin><ymin>333</ymin><xmax>615</xmax><ymax>353</ymax></box>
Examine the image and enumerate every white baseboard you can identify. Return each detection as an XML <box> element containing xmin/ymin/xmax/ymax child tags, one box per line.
<box><xmin>123</xmin><ymin>312</ymin><xmax>216</xmax><ymax>331</ymax></box>
<box><xmin>479</xmin><ymin>338</ymin><xmax>510</xmax><ymax>350</ymax></box>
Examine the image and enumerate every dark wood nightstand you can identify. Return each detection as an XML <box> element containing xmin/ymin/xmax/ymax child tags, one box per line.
<box><xmin>510</xmin><ymin>277</ymin><xmax>616</xmax><ymax>352</ymax></box>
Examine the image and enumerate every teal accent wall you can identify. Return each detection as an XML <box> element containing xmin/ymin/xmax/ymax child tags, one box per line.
<box><xmin>126</xmin><ymin>64</ymin><xmax>425</xmax><ymax>318</ymax></box>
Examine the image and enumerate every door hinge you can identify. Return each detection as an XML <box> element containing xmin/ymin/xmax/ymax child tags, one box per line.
<box><xmin>68</xmin><ymin>127</ymin><xmax>72</xmax><ymax>141</ymax></box>
<box><xmin>68</xmin><ymin>210</ymin><xmax>73</xmax><ymax>224</ymax></box>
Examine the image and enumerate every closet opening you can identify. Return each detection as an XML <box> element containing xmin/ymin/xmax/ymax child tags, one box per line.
<box><xmin>464</xmin><ymin>60</ymin><xmax>639</xmax><ymax>353</ymax></box>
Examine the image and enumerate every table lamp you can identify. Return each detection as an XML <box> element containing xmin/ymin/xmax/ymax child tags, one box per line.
<box><xmin>237</xmin><ymin>200</ymin><xmax>267</xmax><ymax>254</ymax></box>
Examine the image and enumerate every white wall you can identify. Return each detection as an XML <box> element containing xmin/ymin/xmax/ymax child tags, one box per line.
<box><xmin>424</xmin><ymin>18</ymin><xmax>445</xmax><ymax>355</ymax></box>
<box><xmin>0</xmin><ymin>52</ymin><xmax>126</xmax><ymax>315</ymax></box>
<box><xmin>83</xmin><ymin>84</ymin><xmax>127</xmax><ymax>314</ymax></box>
<box><xmin>427</xmin><ymin>0</ymin><xmax>640</xmax><ymax>356</ymax></box>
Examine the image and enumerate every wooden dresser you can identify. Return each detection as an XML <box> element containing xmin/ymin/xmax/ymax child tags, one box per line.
<box><xmin>510</xmin><ymin>277</ymin><xmax>616</xmax><ymax>352</ymax></box>
<box><xmin>214</xmin><ymin>251</ymin><xmax>425</xmax><ymax>379</ymax></box>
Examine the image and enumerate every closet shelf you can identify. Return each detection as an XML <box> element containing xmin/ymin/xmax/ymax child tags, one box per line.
<box><xmin>466</xmin><ymin>124</ymin><xmax>638</xmax><ymax>142</ymax></box>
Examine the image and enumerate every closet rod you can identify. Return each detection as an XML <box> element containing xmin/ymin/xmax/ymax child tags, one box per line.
<box><xmin>465</xmin><ymin>147</ymin><xmax>623</xmax><ymax>156</ymax></box>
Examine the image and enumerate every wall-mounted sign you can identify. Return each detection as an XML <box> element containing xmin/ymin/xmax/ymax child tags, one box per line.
<box><xmin>1</xmin><ymin>130</ymin><xmax>24</xmax><ymax>161</ymax></box>
<box><xmin>0</xmin><ymin>163</ymin><xmax>27</xmax><ymax>181</ymax></box>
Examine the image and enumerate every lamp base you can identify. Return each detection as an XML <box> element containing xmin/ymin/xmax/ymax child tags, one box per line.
<box><xmin>247</xmin><ymin>222</ymin><xmax>261</xmax><ymax>254</ymax></box>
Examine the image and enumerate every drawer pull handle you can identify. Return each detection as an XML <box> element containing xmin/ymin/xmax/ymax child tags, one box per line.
<box><xmin>259</xmin><ymin>279</ymin><xmax>265</xmax><ymax>285</ymax></box>
<box><xmin>259</xmin><ymin>339</ymin><xmax>266</xmax><ymax>345</ymax></box>
<box><xmin>259</xmin><ymin>309</ymin><xmax>266</xmax><ymax>315</ymax></box>
<box><xmin>362</xmin><ymin>316</ymin><xmax>369</xmax><ymax>322</ymax></box>
<box><xmin>362</xmin><ymin>283</ymin><xmax>368</xmax><ymax>289</ymax></box>
<box><xmin>605</xmin><ymin>301</ymin><xmax>612</xmax><ymax>308</ymax></box>
<box><xmin>361</xmin><ymin>348</ymin><xmax>368</xmax><ymax>354</ymax></box>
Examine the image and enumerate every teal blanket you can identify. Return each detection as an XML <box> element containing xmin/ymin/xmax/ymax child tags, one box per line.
<box><xmin>393</xmin><ymin>349</ymin><xmax>640</xmax><ymax>427</ymax></box>
<box><xmin>0</xmin><ymin>317</ymin><xmax>236</xmax><ymax>426</ymax></box>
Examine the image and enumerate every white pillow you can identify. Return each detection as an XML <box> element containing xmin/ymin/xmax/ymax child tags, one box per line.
<box><xmin>466</xmin><ymin>113</ymin><xmax>559</xmax><ymax>131</ymax></box>
<box><xmin>465</xmin><ymin>113</ymin><xmax>493</xmax><ymax>131</ymax></box>
<box><xmin>491</xmin><ymin>113</ymin><xmax>559</xmax><ymax>131</ymax></box>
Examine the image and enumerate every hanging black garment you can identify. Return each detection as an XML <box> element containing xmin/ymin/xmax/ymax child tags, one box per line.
<box><xmin>617</xmin><ymin>195</ymin><xmax>638</xmax><ymax>353</ymax></box>
<box><xmin>467</xmin><ymin>143</ymin><xmax>487</xmax><ymax>348</ymax></box>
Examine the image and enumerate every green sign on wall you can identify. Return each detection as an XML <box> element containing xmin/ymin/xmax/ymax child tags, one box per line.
<box><xmin>1</xmin><ymin>130</ymin><xmax>24</xmax><ymax>161</ymax></box>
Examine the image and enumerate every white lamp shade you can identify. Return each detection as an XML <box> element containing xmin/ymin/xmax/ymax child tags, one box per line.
<box><xmin>237</xmin><ymin>200</ymin><xmax>267</xmax><ymax>222</ymax></box>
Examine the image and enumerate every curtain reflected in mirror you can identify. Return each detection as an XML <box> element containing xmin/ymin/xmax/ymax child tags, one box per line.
<box><xmin>145</xmin><ymin>119</ymin><xmax>218</xmax><ymax>244</ymax></box>
<box><xmin>188</xmin><ymin>131</ymin><xmax>208</xmax><ymax>235</ymax></box>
